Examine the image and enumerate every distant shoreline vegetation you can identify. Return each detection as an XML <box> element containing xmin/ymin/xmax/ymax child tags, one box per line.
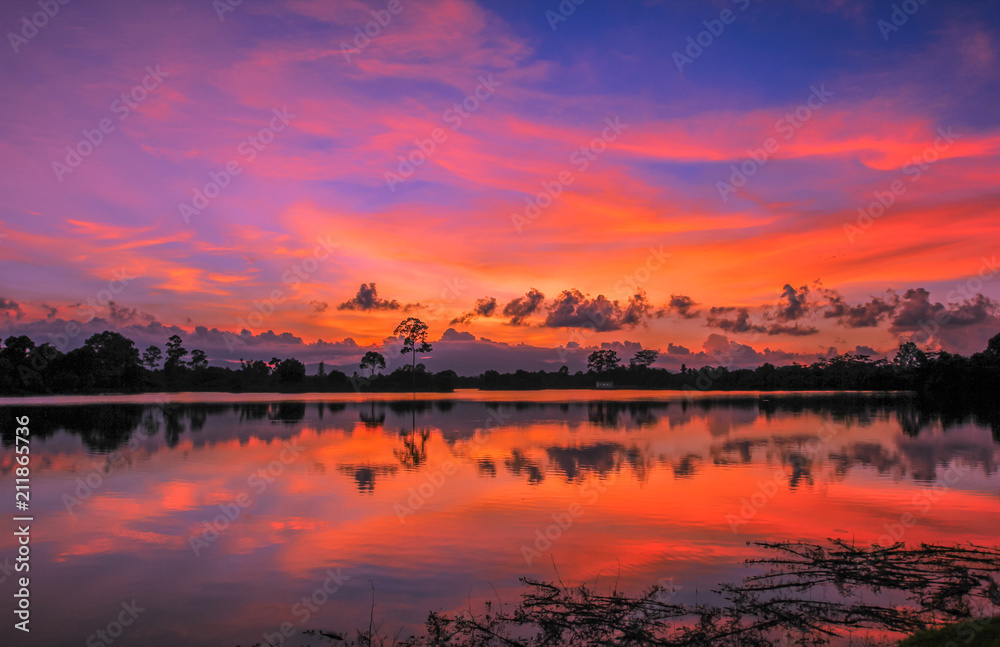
<box><xmin>1</xmin><ymin>326</ymin><xmax>998</xmax><ymax>398</ymax></box>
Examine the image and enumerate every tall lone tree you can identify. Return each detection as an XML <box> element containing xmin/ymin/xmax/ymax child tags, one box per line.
<box><xmin>360</xmin><ymin>351</ymin><xmax>386</xmax><ymax>378</ymax></box>
<box><xmin>394</xmin><ymin>317</ymin><xmax>432</xmax><ymax>391</ymax></box>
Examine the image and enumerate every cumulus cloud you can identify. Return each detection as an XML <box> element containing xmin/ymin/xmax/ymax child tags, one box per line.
<box><xmin>773</xmin><ymin>284</ymin><xmax>810</xmax><ymax>322</ymax></box>
<box><xmin>766</xmin><ymin>323</ymin><xmax>819</xmax><ymax>336</ymax></box>
<box><xmin>0</xmin><ymin>297</ymin><xmax>23</xmax><ymax>320</ymax></box>
<box><xmin>706</xmin><ymin>307</ymin><xmax>767</xmax><ymax>334</ymax></box>
<box><xmin>440</xmin><ymin>328</ymin><xmax>475</xmax><ymax>341</ymax></box>
<box><xmin>665</xmin><ymin>294</ymin><xmax>700</xmax><ymax>319</ymax></box>
<box><xmin>706</xmin><ymin>305</ymin><xmax>818</xmax><ymax>336</ymax></box>
<box><xmin>889</xmin><ymin>288</ymin><xmax>999</xmax><ymax>333</ymax></box>
<box><xmin>822</xmin><ymin>289</ymin><xmax>898</xmax><ymax>328</ymax></box>
<box><xmin>451</xmin><ymin>296</ymin><xmax>499</xmax><ymax>325</ymax></box>
<box><xmin>853</xmin><ymin>345</ymin><xmax>882</xmax><ymax>358</ymax></box>
<box><xmin>107</xmin><ymin>301</ymin><xmax>155</xmax><ymax>325</ymax></box>
<box><xmin>309</xmin><ymin>300</ymin><xmax>329</xmax><ymax>315</ymax></box>
<box><xmin>337</xmin><ymin>283</ymin><xmax>401</xmax><ymax>311</ymax></box>
<box><xmin>544</xmin><ymin>290</ymin><xmax>651</xmax><ymax>332</ymax></box>
<box><xmin>818</xmin><ymin>287</ymin><xmax>999</xmax><ymax>342</ymax></box>
<box><xmin>667</xmin><ymin>342</ymin><xmax>690</xmax><ymax>355</ymax></box>
<box><xmin>503</xmin><ymin>288</ymin><xmax>545</xmax><ymax>326</ymax></box>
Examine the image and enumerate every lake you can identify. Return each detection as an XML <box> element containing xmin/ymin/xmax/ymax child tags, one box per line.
<box><xmin>1</xmin><ymin>390</ymin><xmax>998</xmax><ymax>646</ymax></box>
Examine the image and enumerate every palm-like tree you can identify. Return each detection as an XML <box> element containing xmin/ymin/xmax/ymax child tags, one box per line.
<box><xmin>393</xmin><ymin>317</ymin><xmax>432</xmax><ymax>391</ymax></box>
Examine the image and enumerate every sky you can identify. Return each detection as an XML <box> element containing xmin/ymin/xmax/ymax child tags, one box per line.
<box><xmin>1</xmin><ymin>0</ymin><xmax>999</xmax><ymax>374</ymax></box>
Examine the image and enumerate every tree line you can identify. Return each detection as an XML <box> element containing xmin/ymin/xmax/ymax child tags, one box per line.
<box><xmin>1</xmin><ymin>316</ymin><xmax>998</xmax><ymax>398</ymax></box>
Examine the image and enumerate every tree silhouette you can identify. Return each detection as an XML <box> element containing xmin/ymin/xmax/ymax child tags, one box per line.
<box><xmin>3</xmin><ymin>326</ymin><xmax>1000</xmax><ymax>398</ymax></box>
<box><xmin>893</xmin><ymin>341</ymin><xmax>926</xmax><ymax>368</ymax></box>
<box><xmin>240</xmin><ymin>358</ymin><xmax>270</xmax><ymax>379</ymax></box>
<box><xmin>394</xmin><ymin>317</ymin><xmax>432</xmax><ymax>390</ymax></box>
<box><xmin>986</xmin><ymin>332</ymin><xmax>1000</xmax><ymax>360</ymax></box>
<box><xmin>84</xmin><ymin>331</ymin><xmax>140</xmax><ymax>391</ymax></box>
<box><xmin>164</xmin><ymin>335</ymin><xmax>188</xmax><ymax>374</ymax></box>
<box><xmin>630</xmin><ymin>349</ymin><xmax>659</xmax><ymax>369</ymax></box>
<box><xmin>142</xmin><ymin>345</ymin><xmax>162</xmax><ymax>370</ymax></box>
<box><xmin>360</xmin><ymin>350</ymin><xmax>386</xmax><ymax>378</ymax></box>
<box><xmin>277</xmin><ymin>358</ymin><xmax>306</xmax><ymax>384</ymax></box>
<box><xmin>588</xmin><ymin>349</ymin><xmax>620</xmax><ymax>374</ymax></box>
<box><xmin>188</xmin><ymin>349</ymin><xmax>208</xmax><ymax>370</ymax></box>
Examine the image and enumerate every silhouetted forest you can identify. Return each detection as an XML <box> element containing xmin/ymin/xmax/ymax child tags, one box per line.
<box><xmin>1</xmin><ymin>329</ymin><xmax>999</xmax><ymax>399</ymax></box>
<box><xmin>3</xmin><ymin>396</ymin><xmax>998</xmax><ymax>468</ymax></box>
<box><xmin>0</xmin><ymin>331</ymin><xmax>457</xmax><ymax>395</ymax></box>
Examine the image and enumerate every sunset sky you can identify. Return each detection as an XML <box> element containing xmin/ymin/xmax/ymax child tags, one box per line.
<box><xmin>1</xmin><ymin>0</ymin><xmax>999</xmax><ymax>373</ymax></box>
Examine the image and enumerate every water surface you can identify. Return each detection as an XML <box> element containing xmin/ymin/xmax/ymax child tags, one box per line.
<box><xmin>1</xmin><ymin>391</ymin><xmax>997</xmax><ymax>646</ymax></box>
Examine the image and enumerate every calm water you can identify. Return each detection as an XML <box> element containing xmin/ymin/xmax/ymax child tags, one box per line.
<box><xmin>1</xmin><ymin>391</ymin><xmax>998</xmax><ymax>646</ymax></box>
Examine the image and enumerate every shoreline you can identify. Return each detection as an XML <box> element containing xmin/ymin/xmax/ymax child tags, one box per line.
<box><xmin>0</xmin><ymin>388</ymin><xmax>915</xmax><ymax>406</ymax></box>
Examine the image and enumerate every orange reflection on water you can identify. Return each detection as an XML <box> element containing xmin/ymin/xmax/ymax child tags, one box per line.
<box><xmin>1</xmin><ymin>395</ymin><xmax>997</xmax><ymax>647</ymax></box>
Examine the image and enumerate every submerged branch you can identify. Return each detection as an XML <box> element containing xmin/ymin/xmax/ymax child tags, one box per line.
<box><xmin>293</xmin><ymin>540</ymin><xmax>1000</xmax><ymax>647</ymax></box>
